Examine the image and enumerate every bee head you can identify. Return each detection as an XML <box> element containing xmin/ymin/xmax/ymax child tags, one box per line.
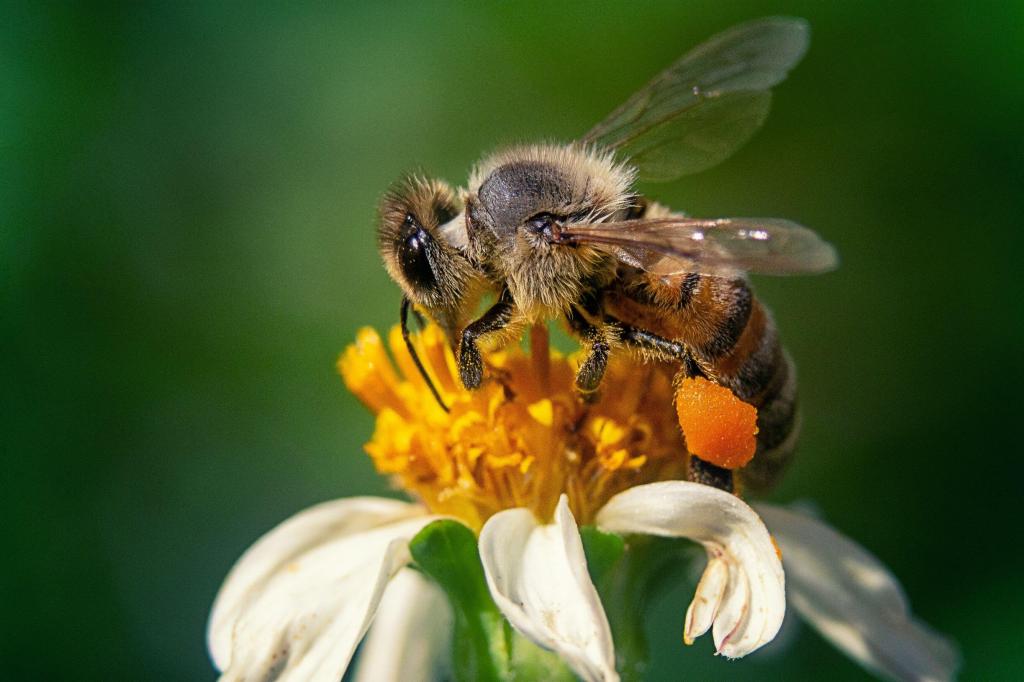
<box><xmin>377</xmin><ymin>175</ymin><xmax>480</xmax><ymax>333</ymax></box>
<box><xmin>465</xmin><ymin>145</ymin><xmax>635</xmax><ymax>311</ymax></box>
<box><xmin>468</xmin><ymin>159</ymin><xmax>568</xmax><ymax>239</ymax></box>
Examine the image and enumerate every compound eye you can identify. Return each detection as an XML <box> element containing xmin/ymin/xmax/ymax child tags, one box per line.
<box><xmin>526</xmin><ymin>212</ymin><xmax>566</xmax><ymax>241</ymax></box>
<box><xmin>398</xmin><ymin>214</ymin><xmax>436</xmax><ymax>291</ymax></box>
<box><xmin>526</xmin><ymin>212</ymin><xmax>554</xmax><ymax>233</ymax></box>
<box><xmin>529</xmin><ymin>212</ymin><xmax>562</xmax><ymax>235</ymax></box>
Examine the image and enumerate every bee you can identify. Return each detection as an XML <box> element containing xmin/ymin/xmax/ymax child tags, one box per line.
<box><xmin>376</xmin><ymin>17</ymin><xmax>836</xmax><ymax>492</ymax></box>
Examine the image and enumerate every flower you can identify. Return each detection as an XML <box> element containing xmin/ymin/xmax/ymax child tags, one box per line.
<box><xmin>207</xmin><ymin>324</ymin><xmax>958</xmax><ymax>681</ymax></box>
<box><xmin>755</xmin><ymin>505</ymin><xmax>960</xmax><ymax>682</ymax></box>
<box><xmin>339</xmin><ymin>325</ymin><xmax>688</xmax><ymax>530</ymax></box>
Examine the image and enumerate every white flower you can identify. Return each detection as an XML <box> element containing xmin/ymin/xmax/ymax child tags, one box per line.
<box><xmin>207</xmin><ymin>497</ymin><xmax>444</xmax><ymax>682</ymax></box>
<box><xmin>756</xmin><ymin>504</ymin><xmax>960</xmax><ymax>682</ymax></box>
<box><xmin>593</xmin><ymin>481</ymin><xmax>785</xmax><ymax>659</ymax></box>
<box><xmin>354</xmin><ymin>567</ymin><xmax>452</xmax><ymax>682</ymax></box>
<box><xmin>211</xmin><ymin>325</ymin><xmax>956</xmax><ymax>680</ymax></box>
<box><xmin>208</xmin><ymin>483</ymin><xmax>957</xmax><ymax>682</ymax></box>
<box><xmin>207</xmin><ymin>483</ymin><xmax>780</xmax><ymax>682</ymax></box>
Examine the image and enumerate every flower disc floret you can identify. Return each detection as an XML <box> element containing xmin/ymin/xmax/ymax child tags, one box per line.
<box><xmin>339</xmin><ymin>324</ymin><xmax>688</xmax><ymax>529</ymax></box>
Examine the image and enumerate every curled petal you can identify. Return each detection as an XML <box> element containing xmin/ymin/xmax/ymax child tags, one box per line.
<box><xmin>479</xmin><ymin>496</ymin><xmax>618</xmax><ymax>682</ymax></box>
<box><xmin>595</xmin><ymin>481</ymin><xmax>785</xmax><ymax>657</ymax></box>
<box><xmin>756</xmin><ymin>504</ymin><xmax>960</xmax><ymax>682</ymax></box>
<box><xmin>208</xmin><ymin>497</ymin><xmax>435</xmax><ymax>682</ymax></box>
<box><xmin>355</xmin><ymin>568</ymin><xmax>452</xmax><ymax>682</ymax></box>
<box><xmin>684</xmin><ymin>556</ymin><xmax>728</xmax><ymax>643</ymax></box>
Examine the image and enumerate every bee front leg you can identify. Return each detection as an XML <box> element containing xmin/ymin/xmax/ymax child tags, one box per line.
<box><xmin>566</xmin><ymin>306</ymin><xmax>615</xmax><ymax>397</ymax></box>
<box><xmin>459</xmin><ymin>290</ymin><xmax>516</xmax><ymax>390</ymax></box>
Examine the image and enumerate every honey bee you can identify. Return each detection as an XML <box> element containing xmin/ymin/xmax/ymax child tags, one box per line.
<box><xmin>376</xmin><ymin>17</ymin><xmax>836</xmax><ymax>492</ymax></box>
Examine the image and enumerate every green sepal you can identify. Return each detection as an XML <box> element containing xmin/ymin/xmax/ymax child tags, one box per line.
<box><xmin>580</xmin><ymin>525</ymin><xmax>626</xmax><ymax>586</ymax></box>
<box><xmin>409</xmin><ymin>519</ymin><xmax>577</xmax><ymax>682</ymax></box>
<box><xmin>409</xmin><ymin>520</ymin><xmax>508</xmax><ymax>682</ymax></box>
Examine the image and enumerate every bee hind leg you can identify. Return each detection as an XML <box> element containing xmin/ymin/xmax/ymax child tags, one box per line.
<box><xmin>687</xmin><ymin>455</ymin><xmax>735</xmax><ymax>493</ymax></box>
<box><xmin>614</xmin><ymin>320</ymin><xmax>735</xmax><ymax>494</ymax></box>
<box><xmin>616</xmin><ymin>322</ymin><xmax>706</xmax><ymax>377</ymax></box>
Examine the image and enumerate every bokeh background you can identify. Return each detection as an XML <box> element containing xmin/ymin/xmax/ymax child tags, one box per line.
<box><xmin>5</xmin><ymin>1</ymin><xmax>1022</xmax><ymax>679</ymax></box>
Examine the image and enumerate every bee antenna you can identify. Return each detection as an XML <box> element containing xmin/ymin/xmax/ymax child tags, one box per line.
<box><xmin>400</xmin><ymin>297</ymin><xmax>450</xmax><ymax>413</ymax></box>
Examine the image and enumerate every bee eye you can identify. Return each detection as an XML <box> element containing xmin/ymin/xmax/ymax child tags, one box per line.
<box><xmin>526</xmin><ymin>212</ymin><xmax>556</xmax><ymax>235</ymax></box>
<box><xmin>397</xmin><ymin>221</ymin><xmax>436</xmax><ymax>291</ymax></box>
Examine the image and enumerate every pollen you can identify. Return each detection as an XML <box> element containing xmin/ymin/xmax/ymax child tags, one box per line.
<box><xmin>675</xmin><ymin>377</ymin><xmax>758</xmax><ymax>470</ymax></box>
<box><xmin>340</xmin><ymin>323</ymin><xmax>725</xmax><ymax>529</ymax></box>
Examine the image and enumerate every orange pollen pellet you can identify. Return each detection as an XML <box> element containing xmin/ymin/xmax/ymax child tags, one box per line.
<box><xmin>675</xmin><ymin>377</ymin><xmax>759</xmax><ymax>470</ymax></box>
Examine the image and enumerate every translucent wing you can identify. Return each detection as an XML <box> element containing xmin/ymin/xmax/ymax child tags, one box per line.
<box><xmin>581</xmin><ymin>17</ymin><xmax>809</xmax><ymax>182</ymax></box>
<box><xmin>559</xmin><ymin>217</ymin><xmax>837</xmax><ymax>277</ymax></box>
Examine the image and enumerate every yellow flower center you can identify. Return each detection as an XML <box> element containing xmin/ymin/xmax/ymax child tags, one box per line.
<box><xmin>339</xmin><ymin>324</ymin><xmax>689</xmax><ymax>530</ymax></box>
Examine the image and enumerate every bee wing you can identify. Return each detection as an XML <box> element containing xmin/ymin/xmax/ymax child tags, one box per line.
<box><xmin>581</xmin><ymin>17</ymin><xmax>809</xmax><ymax>182</ymax></box>
<box><xmin>561</xmin><ymin>217</ymin><xmax>838</xmax><ymax>277</ymax></box>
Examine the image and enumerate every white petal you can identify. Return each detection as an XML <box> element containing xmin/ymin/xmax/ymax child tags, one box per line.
<box><xmin>684</xmin><ymin>557</ymin><xmax>728</xmax><ymax>644</ymax></box>
<box><xmin>208</xmin><ymin>496</ymin><xmax>422</xmax><ymax>666</ymax></box>
<box><xmin>208</xmin><ymin>496</ymin><xmax>435</xmax><ymax>681</ymax></box>
<box><xmin>756</xmin><ymin>504</ymin><xmax>960</xmax><ymax>682</ymax></box>
<box><xmin>479</xmin><ymin>496</ymin><xmax>618</xmax><ymax>682</ymax></box>
<box><xmin>354</xmin><ymin>568</ymin><xmax>452</xmax><ymax>682</ymax></box>
<box><xmin>596</xmin><ymin>481</ymin><xmax>785</xmax><ymax>658</ymax></box>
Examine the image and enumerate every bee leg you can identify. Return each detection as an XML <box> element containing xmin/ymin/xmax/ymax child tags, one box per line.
<box><xmin>616</xmin><ymin>322</ymin><xmax>707</xmax><ymax>378</ymax></box>
<box><xmin>615</xmin><ymin>321</ymin><xmax>734</xmax><ymax>493</ymax></box>
<box><xmin>617</xmin><ymin>322</ymin><xmax>686</xmax><ymax>361</ymax></box>
<box><xmin>566</xmin><ymin>306</ymin><xmax>613</xmax><ymax>398</ymax></box>
<box><xmin>459</xmin><ymin>290</ymin><xmax>516</xmax><ymax>390</ymax></box>
<box><xmin>687</xmin><ymin>455</ymin><xmax>735</xmax><ymax>493</ymax></box>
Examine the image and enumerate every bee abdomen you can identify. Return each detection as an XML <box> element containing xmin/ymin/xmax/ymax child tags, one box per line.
<box><xmin>698</xmin><ymin>296</ymin><xmax>798</xmax><ymax>491</ymax></box>
<box><xmin>732</xmin><ymin>331</ymin><xmax>800</xmax><ymax>492</ymax></box>
<box><xmin>698</xmin><ymin>279</ymin><xmax>753</xmax><ymax>360</ymax></box>
<box><xmin>629</xmin><ymin>274</ymin><xmax>755</xmax><ymax>361</ymax></box>
<box><xmin>605</xmin><ymin>272</ymin><xmax>800</xmax><ymax>490</ymax></box>
<box><xmin>676</xmin><ymin>272</ymin><xmax>701</xmax><ymax>308</ymax></box>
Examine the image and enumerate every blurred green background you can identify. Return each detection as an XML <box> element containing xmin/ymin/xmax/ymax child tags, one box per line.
<box><xmin>4</xmin><ymin>1</ymin><xmax>1022</xmax><ymax>680</ymax></box>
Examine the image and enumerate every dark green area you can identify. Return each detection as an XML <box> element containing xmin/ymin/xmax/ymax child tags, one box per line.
<box><xmin>411</xmin><ymin>520</ymin><xmax>574</xmax><ymax>682</ymax></box>
<box><xmin>582</xmin><ymin>529</ymin><xmax>700</xmax><ymax>681</ymax></box>
<box><xmin>410</xmin><ymin>520</ymin><xmax>507</xmax><ymax>682</ymax></box>
<box><xmin>4</xmin><ymin>1</ymin><xmax>1021</xmax><ymax>679</ymax></box>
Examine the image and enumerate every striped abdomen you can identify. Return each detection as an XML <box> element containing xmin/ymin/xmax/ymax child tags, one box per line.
<box><xmin>603</xmin><ymin>270</ymin><xmax>799</xmax><ymax>491</ymax></box>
